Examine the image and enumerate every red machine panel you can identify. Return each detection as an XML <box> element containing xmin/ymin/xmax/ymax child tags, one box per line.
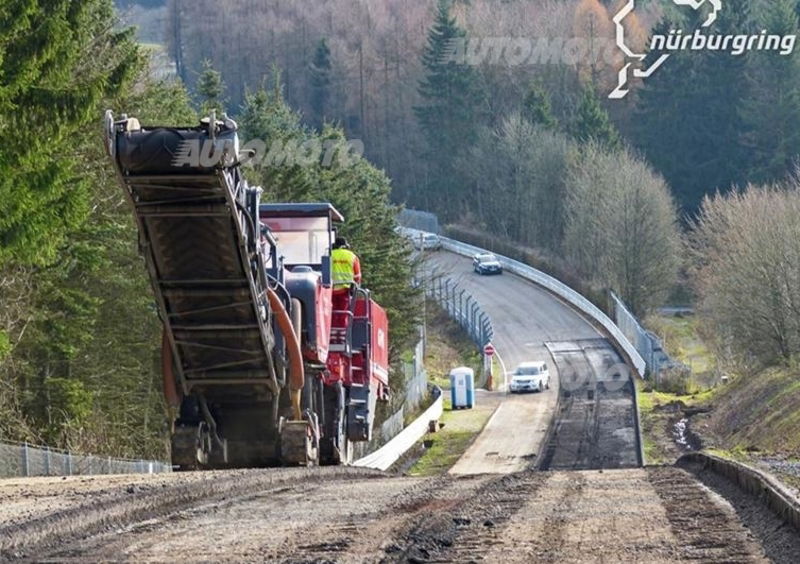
<box><xmin>314</xmin><ymin>284</ymin><xmax>332</xmax><ymax>364</ymax></box>
<box><xmin>369</xmin><ymin>300</ymin><xmax>389</xmax><ymax>386</ymax></box>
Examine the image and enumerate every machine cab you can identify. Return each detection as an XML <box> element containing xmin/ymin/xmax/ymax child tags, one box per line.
<box><xmin>259</xmin><ymin>202</ymin><xmax>343</xmax><ymax>283</ymax></box>
<box><xmin>259</xmin><ymin>203</ymin><xmax>344</xmax><ymax>363</ymax></box>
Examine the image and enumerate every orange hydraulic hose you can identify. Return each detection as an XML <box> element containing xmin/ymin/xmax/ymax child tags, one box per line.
<box><xmin>266</xmin><ymin>288</ymin><xmax>305</xmax><ymax>420</ymax></box>
<box><xmin>161</xmin><ymin>328</ymin><xmax>181</xmax><ymax>408</ymax></box>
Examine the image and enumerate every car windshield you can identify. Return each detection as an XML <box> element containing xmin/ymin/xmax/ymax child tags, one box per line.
<box><xmin>478</xmin><ymin>254</ymin><xmax>496</xmax><ymax>262</ymax></box>
<box><xmin>516</xmin><ymin>366</ymin><xmax>540</xmax><ymax>375</ymax></box>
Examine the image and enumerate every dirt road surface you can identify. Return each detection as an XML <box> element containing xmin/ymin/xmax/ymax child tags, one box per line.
<box><xmin>426</xmin><ymin>251</ymin><xmax>598</xmax><ymax>473</ymax></box>
<box><xmin>4</xmin><ymin>465</ymin><xmax>798</xmax><ymax>562</ymax></box>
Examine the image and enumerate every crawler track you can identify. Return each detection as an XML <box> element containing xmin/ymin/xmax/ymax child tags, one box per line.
<box><xmin>539</xmin><ymin>339</ymin><xmax>641</xmax><ymax>470</ymax></box>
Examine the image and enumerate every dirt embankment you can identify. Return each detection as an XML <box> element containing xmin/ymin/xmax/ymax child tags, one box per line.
<box><xmin>698</xmin><ymin>367</ymin><xmax>800</xmax><ymax>454</ymax></box>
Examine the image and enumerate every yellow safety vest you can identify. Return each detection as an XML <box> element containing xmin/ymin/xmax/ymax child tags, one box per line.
<box><xmin>331</xmin><ymin>248</ymin><xmax>358</xmax><ymax>289</ymax></box>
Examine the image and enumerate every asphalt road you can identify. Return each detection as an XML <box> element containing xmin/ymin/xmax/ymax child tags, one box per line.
<box><xmin>424</xmin><ymin>250</ymin><xmax>601</xmax><ymax>474</ymax></box>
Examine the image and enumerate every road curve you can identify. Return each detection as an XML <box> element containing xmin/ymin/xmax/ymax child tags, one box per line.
<box><xmin>424</xmin><ymin>250</ymin><xmax>600</xmax><ymax>474</ymax></box>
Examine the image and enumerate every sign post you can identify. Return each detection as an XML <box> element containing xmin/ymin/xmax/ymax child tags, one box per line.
<box><xmin>483</xmin><ymin>343</ymin><xmax>495</xmax><ymax>391</ymax></box>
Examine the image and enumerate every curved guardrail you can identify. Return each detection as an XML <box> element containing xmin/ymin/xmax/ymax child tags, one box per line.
<box><xmin>438</xmin><ymin>235</ymin><xmax>646</xmax><ymax>378</ymax></box>
<box><xmin>353</xmin><ymin>387</ymin><xmax>443</xmax><ymax>471</ymax></box>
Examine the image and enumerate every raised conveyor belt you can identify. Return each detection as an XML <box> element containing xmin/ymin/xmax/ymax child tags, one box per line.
<box><xmin>106</xmin><ymin>113</ymin><xmax>277</xmax><ymax>401</ymax></box>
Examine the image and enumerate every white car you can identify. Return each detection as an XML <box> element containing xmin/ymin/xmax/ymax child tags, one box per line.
<box><xmin>413</xmin><ymin>232</ymin><xmax>442</xmax><ymax>251</ymax></box>
<box><xmin>508</xmin><ymin>361</ymin><xmax>550</xmax><ymax>393</ymax></box>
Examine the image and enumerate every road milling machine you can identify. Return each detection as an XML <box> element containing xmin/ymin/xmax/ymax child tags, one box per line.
<box><xmin>104</xmin><ymin>111</ymin><xmax>390</xmax><ymax>469</ymax></box>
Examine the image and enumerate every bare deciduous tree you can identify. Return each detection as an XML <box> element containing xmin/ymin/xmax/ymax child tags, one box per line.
<box><xmin>564</xmin><ymin>143</ymin><xmax>680</xmax><ymax>315</ymax></box>
<box><xmin>689</xmin><ymin>185</ymin><xmax>800</xmax><ymax>366</ymax></box>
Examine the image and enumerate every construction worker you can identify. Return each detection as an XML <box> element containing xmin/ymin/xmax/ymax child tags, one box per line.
<box><xmin>331</xmin><ymin>236</ymin><xmax>361</xmax><ymax>291</ymax></box>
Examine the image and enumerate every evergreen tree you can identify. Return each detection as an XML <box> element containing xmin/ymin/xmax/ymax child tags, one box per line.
<box><xmin>572</xmin><ymin>85</ymin><xmax>621</xmax><ymax>150</ymax></box>
<box><xmin>522</xmin><ymin>83</ymin><xmax>558</xmax><ymax>130</ymax></box>
<box><xmin>414</xmin><ymin>0</ymin><xmax>483</xmax><ymax>216</ymax></box>
<box><xmin>0</xmin><ymin>0</ymin><xmax>139</xmax><ymax>266</ymax></box>
<box><xmin>196</xmin><ymin>59</ymin><xmax>225</xmax><ymax>114</ymax></box>
<box><xmin>310</xmin><ymin>39</ymin><xmax>332</xmax><ymax>129</ymax></box>
<box><xmin>633</xmin><ymin>1</ymin><xmax>753</xmax><ymax>212</ymax></box>
<box><xmin>740</xmin><ymin>0</ymin><xmax>800</xmax><ymax>184</ymax></box>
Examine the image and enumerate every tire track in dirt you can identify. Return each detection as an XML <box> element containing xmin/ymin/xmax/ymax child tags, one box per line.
<box><xmin>387</xmin><ymin>471</ymin><xmax>549</xmax><ymax>562</ymax></box>
<box><xmin>676</xmin><ymin>462</ymin><xmax>800</xmax><ymax>563</ymax></box>
<box><xmin>647</xmin><ymin>466</ymin><xmax>769</xmax><ymax>562</ymax></box>
<box><xmin>0</xmin><ymin>467</ymin><xmax>383</xmax><ymax>560</ymax></box>
<box><xmin>32</xmin><ymin>474</ymin><xmax>495</xmax><ymax>563</ymax></box>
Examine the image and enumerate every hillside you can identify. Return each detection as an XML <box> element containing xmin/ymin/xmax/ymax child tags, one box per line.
<box><xmin>699</xmin><ymin>368</ymin><xmax>800</xmax><ymax>457</ymax></box>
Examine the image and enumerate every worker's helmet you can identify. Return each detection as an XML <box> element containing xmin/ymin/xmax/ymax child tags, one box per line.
<box><xmin>334</xmin><ymin>236</ymin><xmax>350</xmax><ymax>249</ymax></box>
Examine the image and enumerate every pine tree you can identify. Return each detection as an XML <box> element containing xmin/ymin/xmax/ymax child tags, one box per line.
<box><xmin>310</xmin><ymin>39</ymin><xmax>332</xmax><ymax>129</ymax></box>
<box><xmin>573</xmin><ymin>85</ymin><xmax>621</xmax><ymax>150</ymax></box>
<box><xmin>0</xmin><ymin>0</ymin><xmax>139</xmax><ymax>266</ymax></box>
<box><xmin>632</xmin><ymin>1</ymin><xmax>752</xmax><ymax>212</ymax></box>
<box><xmin>740</xmin><ymin>0</ymin><xmax>800</xmax><ymax>184</ymax></box>
<box><xmin>522</xmin><ymin>83</ymin><xmax>558</xmax><ymax>130</ymax></box>
<box><xmin>414</xmin><ymin>0</ymin><xmax>483</xmax><ymax>215</ymax></box>
<box><xmin>196</xmin><ymin>59</ymin><xmax>225</xmax><ymax>114</ymax></box>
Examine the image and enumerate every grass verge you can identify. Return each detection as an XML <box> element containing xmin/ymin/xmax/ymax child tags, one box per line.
<box><xmin>406</xmin><ymin>396</ymin><xmax>495</xmax><ymax>476</ymax></box>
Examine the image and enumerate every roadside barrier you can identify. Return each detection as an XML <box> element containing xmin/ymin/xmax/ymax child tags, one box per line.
<box><xmin>678</xmin><ymin>452</ymin><xmax>800</xmax><ymax>534</ymax></box>
<box><xmin>354</xmin><ymin>387</ymin><xmax>443</xmax><ymax>471</ymax></box>
<box><xmin>438</xmin><ymin>235</ymin><xmax>646</xmax><ymax>378</ymax></box>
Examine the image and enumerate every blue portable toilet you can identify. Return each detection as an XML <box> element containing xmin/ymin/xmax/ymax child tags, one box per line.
<box><xmin>449</xmin><ymin>367</ymin><xmax>475</xmax><ymax>409</ymax></box>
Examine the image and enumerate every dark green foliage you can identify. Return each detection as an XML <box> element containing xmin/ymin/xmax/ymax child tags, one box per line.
<box><xmin>739</xmin><ymin>0</ymin><xmax>800</xmax><ymax>184</ymax></box>
<box><xmin>522</xmin><ymin>83</ymin><xmax>558</xmax><ymax>131</ymax></box>
<box><xmin>196</xmin><ymin>59</ymin><xmax>225</xmax><ymax>114</ymax></box>
<box><xmin>414</xmin><ymin>0</ymin><xmax>484</xmax><ymax>216</ymax></box>
<box><xmin>0</xmin><ymin>0</ymin><xmax>197</xmax><ymax>455</ymax></box>
<box><xmin>0</xmin><ymin>0</ymin><xmax>140</xmax><ymax>266</ymax></box>
<box><xmin>572</xmin><ymin>85</ymin><xmax>621</xmax><ymax>150</ymax></box>
<box><xmin>633</xmin><ymin>1</ymin><xmax>753</xmax><ymax>212</ymax></box>
<box><xmin>309</xmin><ymin>39</ymin><xmax>332</xmax><ymax>128</ymax></box>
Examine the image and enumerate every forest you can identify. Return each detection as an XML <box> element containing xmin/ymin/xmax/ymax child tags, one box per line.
<box><xmin>3</xmin><ymin>0</ymin><xmax>800</xmax><ymax>457</ymax></box>
<box><xmin>0</xmin><ymin>0</ymin><xmax>416</xmax><ymax>459</ymax></box>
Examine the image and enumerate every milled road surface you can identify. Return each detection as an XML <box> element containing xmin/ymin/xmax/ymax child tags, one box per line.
<box><xmin>540</xmin><ymin>339</ymin><xmax>641</xmax><ymax>470</ymax></box>
<box><xmin>3</xmin><ymin>465</ymin><xmax>797</xmax><ymax>562</ymax></box>
<box><xmin>425</xmin><ymin>251</ymin><xmax>601</xmax><ymax>474</ymax></box>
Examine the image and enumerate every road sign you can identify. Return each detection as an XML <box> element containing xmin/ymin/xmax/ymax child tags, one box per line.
<box><xmin>483</xmin><ymin>343</ymin><xmax>495</xmax><ymax>357</ymax></box>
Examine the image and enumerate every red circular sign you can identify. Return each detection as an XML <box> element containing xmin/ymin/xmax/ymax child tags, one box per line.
<box><xmin>483</xmin><ymin>343</ymin><xmax>495</xmax><ymax>356</ymax></box>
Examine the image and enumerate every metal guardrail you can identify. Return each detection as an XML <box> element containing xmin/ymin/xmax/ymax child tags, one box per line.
<box><xmin>0</xmin><ymin>440</ymin><xmax>171</xmax><ymax>478</ymax></box>
<box><xmin>424</xmin><ymin>275</ymin><xmax>493</xmax><ymax>348</ymax></box>
<box><xmin>439</xmin><ymin>236</ymin><xmax>646</xmax><ymax>377</ymax></box>
<box><xmin>354</xmin><ymin>387</ymin><xmax>443</xmax><ymax>471</ymax></box>
<box><xmin>611</xmin><ymin>291</ymin><xmax>676</xmax><ymax>378</ymax></box>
